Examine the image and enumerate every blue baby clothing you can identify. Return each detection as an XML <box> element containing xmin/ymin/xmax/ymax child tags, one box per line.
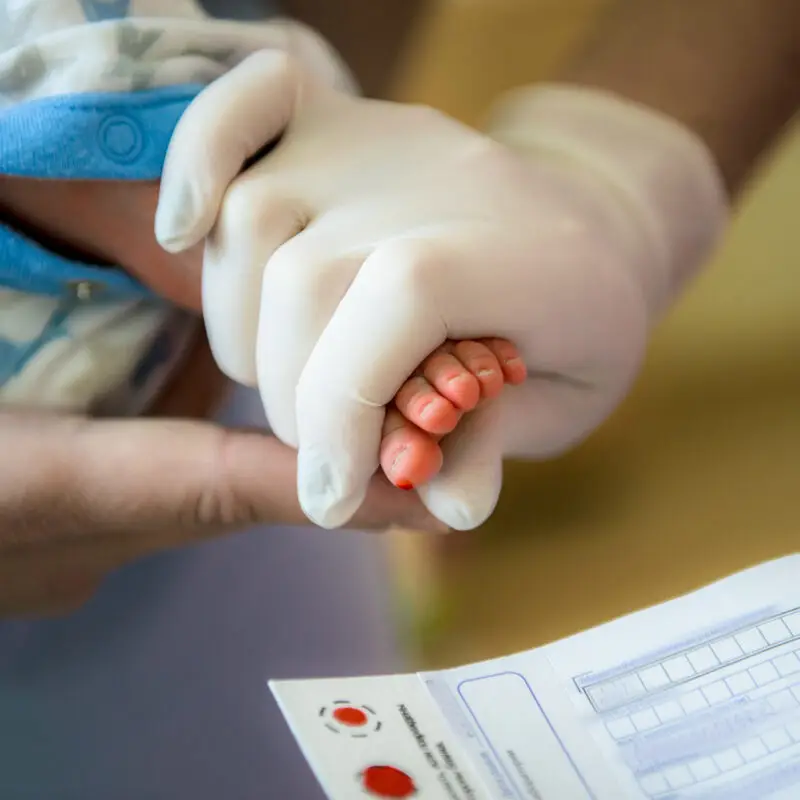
<box><xmin>0</xmin><ymin>0</ymin><xmax>341</xmax><ymax>413</ymax></box>
<box><xmin>0</xmin><ymin>84</ymin><xmax>201</xmax><ymax>413</ymax></box>
<box><xmin>0</xmin><ymin>0</ymin><xmax>216</xmax><ymax>412</ymax></box>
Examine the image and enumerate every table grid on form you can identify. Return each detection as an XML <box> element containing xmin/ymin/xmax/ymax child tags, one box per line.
<box><xmin>577</xmin><ymin>608</ymin><xmax>800</xmax><ymax>798</ymax></box>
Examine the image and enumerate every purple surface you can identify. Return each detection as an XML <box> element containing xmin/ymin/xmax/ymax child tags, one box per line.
<box><xmin>0</xmin><ymin>386</ymin><xmax>401</xmax><ymax>799</ymax></box>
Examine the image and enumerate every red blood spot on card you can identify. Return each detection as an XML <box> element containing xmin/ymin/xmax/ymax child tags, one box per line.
<box><xmin>362</xmin><ymin>765</ymin><xmax>416</xmax><ymax>798</ymax></box>
<box><xmin>333</xmin><ymin>706</ymin><xmax>368</xmax><ymax>727</ymax></box>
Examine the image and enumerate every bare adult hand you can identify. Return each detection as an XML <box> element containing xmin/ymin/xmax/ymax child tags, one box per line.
<box><xmin>0</xmin><ymin>176</ymin><xmax>443</xmax><ymax>617</ymax></box>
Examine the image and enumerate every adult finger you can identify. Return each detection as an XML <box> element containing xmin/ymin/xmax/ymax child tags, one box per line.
<box><xmin>203</xmin><ymin>170</ymin><xmax>310</xmax><ymax>388</ymax></box>
<box><xmin>257</xmin><ymin>232</ymin><xmax>363</xmax><ymax>447</ymax></box>
<box><xmin>0</xmin><ymin>412</ymin><xmax>441</xmax><ymax>547</ymax></box>
<box><xmin>294</xmin><ymin>238</ymin><xmax>452</xmax><ymax>529</ymax></box>
<box><xmin>0</xmin><ymin>412</ymin><xmax>295</xmax><ymax>545</ymax></box>
<box><xmin>155</xmin><ymin>49</ymin><xmax>308</xmax><ymax>253</ymax></box>
<box><xmin>416</xmin><ymin>401</ymin><xmax>504</xmax><ymax>531</ymax></box>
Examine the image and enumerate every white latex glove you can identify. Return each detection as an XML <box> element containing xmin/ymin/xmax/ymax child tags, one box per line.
<box><xmin>156</xmin><ymin>56</ymin><xmax>728</xmax><ymax>531</ymax></box>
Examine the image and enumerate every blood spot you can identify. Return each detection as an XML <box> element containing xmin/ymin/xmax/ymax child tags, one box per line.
<box><xmin>333</xmin><ymin>706</ymin><xmax>368</xmax><ymax>727</ymax></box>
<box><xmin>395</xmin><ymin>480</ymin><xmax>414</xmax><ymax>491</ymax></box>
<box><xmin>362</xmin><ymin>765</ymin><xmax>416</xmax><ymax>798</ymax></box>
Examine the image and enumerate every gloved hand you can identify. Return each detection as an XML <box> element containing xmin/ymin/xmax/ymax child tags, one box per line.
<box><xmin>156</xmin><ymin>55</ymin><xmax>728</xmax><ymax>531</ymax></box>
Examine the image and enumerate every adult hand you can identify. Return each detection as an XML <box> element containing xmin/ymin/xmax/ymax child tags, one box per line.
<box><xmin>0</xmin><ymin>339</ymin><xmax>442</xmax><ymax>617</ymax></box>
<box><xmin>0</xmin><ymin>177</ymin><xmax>444</xmax><ymax>617</ymax></box>
<box><xmin>156</xmin><ymin>54</ymin><xmax>728</xmax><ymax>531</ymax></box>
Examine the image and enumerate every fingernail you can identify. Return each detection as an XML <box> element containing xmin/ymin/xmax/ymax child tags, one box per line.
<box><xmin>477</xmin><ymin>369</ymin><xmax>496</xmax><ymax>378</ymax></box>
<box><xmin>155</xmin><ymin>181</ymin><xmax>197</xmax><ymax>252</ymax></box>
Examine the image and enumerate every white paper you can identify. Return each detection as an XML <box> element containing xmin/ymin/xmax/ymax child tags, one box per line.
<box><xmin>271</xmin><ymin>554</ymin><xmax>800</xmax><ymax>799</ymax></box>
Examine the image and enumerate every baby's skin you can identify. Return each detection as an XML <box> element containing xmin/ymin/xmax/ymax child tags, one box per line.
<box><xmin>0</xmin><ymin>175</ymin><xmax>526</xmax><ymax>491</ymax></box>
<box><xmin>381</xmin><ymin>339</ymin><xmax>526</xmax><ymax>489</ymax></box>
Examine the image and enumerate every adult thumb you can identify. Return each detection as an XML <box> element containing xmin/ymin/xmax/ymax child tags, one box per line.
<box><xmin>0</xmin><ymin>410</ymin><xmax>446</xmax><ymax>546</ymax></box>
<box><xmin>155</xmin><ymin>49</ymin><xmax>307</xmax><ymax>253</ymax></box>
<box><xmin>0</xmin><ymin>412</ymin><xmax>304</xmax><ymax>545</ymax></box>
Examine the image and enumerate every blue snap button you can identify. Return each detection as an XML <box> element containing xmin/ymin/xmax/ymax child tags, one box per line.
<box><xmin>98</xmin><ymin>113</ymin><xmax>145</xmax><ymax>164</ymax></box>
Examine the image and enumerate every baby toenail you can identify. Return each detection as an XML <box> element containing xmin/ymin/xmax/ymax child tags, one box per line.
<box><xmin>391</xmin><ymin>447</ymin><xmax>409</xmax><ymax>474</ymax></box>
<box><xmin>419</xmin><ymin>401</ymin><xmax>437</xmax><ymax>419</ymax></box>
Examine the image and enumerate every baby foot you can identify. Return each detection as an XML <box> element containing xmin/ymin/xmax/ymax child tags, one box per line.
<box><xmin>379</xmin><ymin>339</ymin><xmax>526</xmax><ymax>490</ymax></box>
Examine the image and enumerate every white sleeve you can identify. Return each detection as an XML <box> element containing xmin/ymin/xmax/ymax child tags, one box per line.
<box><xmin>0</xmin><ymin>0</ymin><xmax>356</xmax><ymax>105</ymax></box>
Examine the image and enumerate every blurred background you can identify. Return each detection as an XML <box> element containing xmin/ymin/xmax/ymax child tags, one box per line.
<box><xmin>381</xmin><ymin>0</ymin><xmax>800</xmax><ymax>670</ymax></box>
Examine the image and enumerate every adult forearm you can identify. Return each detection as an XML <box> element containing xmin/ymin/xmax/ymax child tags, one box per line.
<box><xmin>558</xmin><ymin>0</ymin><xmax>800</xmax><ymax>196</ymax></box>
<box><xmin>281</xmin><ymin>0</ymin><xmax>426</xmax><ymax>97</ymax></box>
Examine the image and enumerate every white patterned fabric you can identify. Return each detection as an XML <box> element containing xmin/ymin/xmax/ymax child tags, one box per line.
<box><xmin>0</xmin><ymin>0</ymin><xmax>353</xmax><ymax>413</ymax></box>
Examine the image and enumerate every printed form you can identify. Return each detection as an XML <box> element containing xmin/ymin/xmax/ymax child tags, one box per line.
<box><xmin>271</xmin><ymin>555</ymin><xmax>800</xmax><ymax>799</ymax></box>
